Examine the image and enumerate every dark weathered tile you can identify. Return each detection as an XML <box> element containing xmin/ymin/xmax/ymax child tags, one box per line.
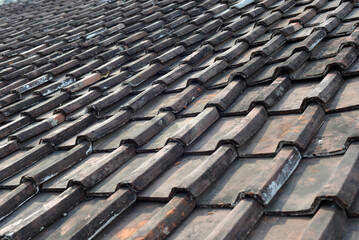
<box><xmin>94</xmin><ymin>196</ymin><xmax>190</xmax><ymax>239</ymax></box>
<box><xmin>35</xmin><ymin>188</ymin><xmax>136</xmax><ymax>239</ymax></box>
<box><xmin>88</xmin><ymin>153</ymin><xmax>154</xmax><ymax>195</ymax></box>
<box><xmin>133</xmin><ymin>93</ymin><xmax>177</xmax><ymax>118</ymax></box>
<box><xmin>0</xmin><ymin>192</ymin><xmax>59</xmax><ymax>229</ymax></box>
<box><xmin>269</xmin><ymin>81</ymin><xmax>319</xmax><ymax>113</ymax></box>
<box><xmin>42</xmin><ymin>153</ymin><xmax>108</xmax><ymax>191</ymax></box>
<box><xmin>292</xmin><ymin>47</ymin><xmax>358</xmax><ymax>80</ymax></box>
<box><xmin>93</xmin><ymin>120</ymin><xmax>145</xmax><ymax>151</ymax></box>
<box><xmin>139</xmin><ymin>117</ymin><xmax>193</xmax><ymax>151</ymax></box>
<box><xmin>1</xmin><ymin>0</ymin><xmax>359</xmax><ymax>238</ymax></box>
<box><xmin>186</xmin><ymin>116</ymin><xmax>244</xmax><ymax>153</ymax></box>
<box><xmin>0</xmin><ymin>151</ymin><xmax>66</xmax><ymax>188</ymax></box>
<box><xmin>206</xmin><ymin>199</ymin><xmax>264</xmax><ymax>240</ymax></box>
<box><xmin>180</xmin><ymin>89</ymin><xmax>222</xmax><ymax>116</ymax></box>
<box><xmin>238</xmin><ymin>114</ymin><xmax>299</xmax><ymax>156</ymax></box>
<box><xmin>325</xmin><ymin>76</ymin><xmax>359</xmax><ymax>112</ymax></box>
<box><xmin>167</xmin><ymin>208</ymin><xmax>231</xmax><ymax>240</ymax></box>
<box><xmin>198</xmin><ymin>157</ymin><xmax>269</xmax><ymax>206</ymax></box>
<box><xmin>299</xmin><ymin>204</ymin><xmax>347</xmax><ymax>239</ymax></box>
<box><xmin>224</xmin><ymin>83</ymin><xmax>270</xmax><ymax>115</ymax></box>
<box><xmin>267</xmin><ymin>155</ymin><xmax>342</xmax><ymax>214</ymax></box>
<box><xmin>35</xmin><ymin>197</ymin><xmax>108</xmax><ymax>239</ymax></box>
<box><xmin>304</xmin><ymin>110</ymin><xmax>359</xmax><ymax>157</ymax></box>
<box><xmin>247</xmin><ymin>215</ymin><xmax>311</xmax><ymax>240</ymax></box>
<box><xmin>139</xmin><ymin>155</ymin><xmax>207</xmax><ymax>200</ymax></box>
<box><xmin>311</xmin><ymin>38</ymin><xmax>346</xmax><ymax>60</ymax></box>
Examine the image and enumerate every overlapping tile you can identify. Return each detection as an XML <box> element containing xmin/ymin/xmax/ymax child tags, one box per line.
<box><xmin>0</xmin><ymin>0</ymin><xmax>358</xmax><ymax>239</ymax></box>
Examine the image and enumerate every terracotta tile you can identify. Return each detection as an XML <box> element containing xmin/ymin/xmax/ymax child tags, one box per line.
<box><xmin>168</xmin><ymin>208</ymin><xmax>231</xmax><ymax>239</ymax></box>
<box><xmin>238</xmin><ymin>114</ymin><xmax>299</xmax><ymax>156</ymax></box>
<box><xmin>206</xmin><ymin>199</ymin><xmax>264</xmax><ymax>240</ymax></box>
<box><xmin>0</xmin><ymin>192</ymin><xmax>59</xmax><ymax>229</ymax></box>
<box><xmin>326</xmin><ymin>76</ymin><xmax>359</xmax><ymax>111</ymax></box>
<box><xmin>42</xmin><ymin>153</ymin><xmax>108</xmax><ymax>191</ymax></box>
<box><xmin>139</xmin><ymin>117</ymin><xmax>193</xmax><ymax>151</ymax></box>
<box><xmin>93</xmin><ymin>201</ymin><xmax>164</xmax><ymax>240</ymax></box>
<box><xmin>269</xmin><ymin>81</ymin><xmax>319</xmax><ymax>113</ymax></box>
<box><xmin>0</xmin><ymin>0</ymin><xmax>359</xmax><ymax>238</ymax></box>
<box><xmin>88</xmin><ymin>153</ymin><xmax>155</xmax><ymax>195</ymax></box>
<box><xmin>180</xmin><ymin>89</ymin><xmax>222</xmax><ymax>116</ymax></box>
<box><xmin>247</xmin><ymin>215</ymin><xmax>311</xmax><ymax>240</ymax></box>
<box><xmin>304</xmin><ymin>110</ymin><xmax>359</xmax><ymax>156</ymax></box>
<box><xmin>267</xmin><ymin>155</ymin><xmax>342</xmax><ymax>214</ymax></box>
<box><xmin>139</xmin><ymin>155</ymin><xmax>207</xmax><ymax>199</ymax></box>
<box><xmin>198</xmin><ymin>157</ymin><xmax>269</xmax><ymax>205</ymax></box>
<box><xmin>93</xmin><ymin>120</ymin><xmax>146</xmax><ymax>151</ymax></box>
<box><xmin>186</xmin><ymin>116</ymin><xmax>244</xmax><ymax>153</ymax></box>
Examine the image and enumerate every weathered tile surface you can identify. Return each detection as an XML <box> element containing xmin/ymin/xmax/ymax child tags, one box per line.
<box><xmin>0</xmin><ymin>0</ymin><xmax>358</xmax><ymax>238</ymax></box>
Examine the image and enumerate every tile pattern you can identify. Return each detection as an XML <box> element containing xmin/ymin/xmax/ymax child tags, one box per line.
<box><xmin>0</xmin><ymin>0</ymin><xmax>358</xmax><ymax>239</ymax></box>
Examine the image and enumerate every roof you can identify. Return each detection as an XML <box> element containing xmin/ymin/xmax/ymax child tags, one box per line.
<box><xmin>0</xmin><ymin>0</ymin><xmax>358</xmax><ymax>239</ymax></box>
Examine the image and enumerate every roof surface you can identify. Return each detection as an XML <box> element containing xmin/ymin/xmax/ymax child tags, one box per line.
<box><xmin>0</xmin><ymin>0</ymin><xmax>358</xmax><ymax>239</ymax></box>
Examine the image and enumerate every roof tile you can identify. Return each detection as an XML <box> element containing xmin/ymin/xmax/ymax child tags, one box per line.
<box><xmin>0</xmin><ymin>0</ymin><xmax>358</xmax><ymax>238</ymax></box>
<box><xmin>0</xmin><ymin>185</ymin><xmax>85</xmax><ymax>240</ymax></box>
<box><xmin>206</xmin><ymin>199</ymin><xmax>264</xmax><ymax>240</ymax></box>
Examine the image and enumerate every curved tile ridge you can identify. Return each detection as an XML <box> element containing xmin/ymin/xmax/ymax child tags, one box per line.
<box><xmin>166</xmin><ymin>107</ymin><xmax>220</xmax><ymax>148</ymax></box>
<box><xmin>67</xmin><ymin>106</ymin><xmax>226</xmax><ymax>238</ymax></box>
<box><xmin>127</xmin><ymin>193</ymin><xmax>195</xmax><ymax>240</ymax></box>
<box><xmin>2</xmin><ymin>86</ymin><xmax>224</xmax><ymax>238</ymax></box>
<box><xmin>26</xmin><ymin>31</ymin><xmax>208</xmax><ymax>149</ymax></box>
<box><xmin>57</xmin><ymin>108</ymin><xmax>222</xmax><ymax>238</ymax></box>
<box><xmin>68</xmin><ymin>144</ymin><xmax>136</xmax><ymax>190</ymax></box>
<box><xmin>0</xmin><ymin>0</ymin><xmax>358</xmax><ymax>239</ymax></box>
<box><xmin>252</xmin><ymin>1</ymin><xmax>355</xmax><ymax>85</ymax></box>
<box><xmin>312</xmin><ymin>142</ymin><xmax>359</xmax><ymax>212</ymax></box>
<box><xmin>0</xmin><ymin>142</ymin><xmax>54</xmax><ymax>183</ymax></box>
<box><xmin>6</xmin><ymin>111</ymin><xmax>67</xmax><ymax>145</ymax></box>
<box><xmin>220</xmin><ymin>105</ymin><xmax>268</xmax><ymax>143</ymax></box>
<box><xmin>278</xmin><ymin>103</ymin><xmax>325</xmax><ymax>151</ymax></box>
<box><xmin>0</xmin><ymin>2</ymin><xmax>156</xmax><ymax>75</ymax></box>
<box><xmin>170</xmin><ymin>143</ymin><xmax>238</xmax><ymax>199</ymax></box>
<box><xmin>0</xmin><ymin>0</ymin><xmax>308</xmax><ymax>159</ymax></box>
<box><xmin>242</xmin><ymin>146</ymin><xmax>302</xmax><ymax>206</ymax></box>
<box><xmin>203</xmin><ymin>90</ymin><xmax>356</xmax><ymax>238</ymax></box>
<box><xmin>48</xmin><ymin>188</ymin><xmax>137</xmax><ymax>240</ymax></box>
<box><xmin>0</xmin><ymin>146</ymin><xmax>138</xmax><ymax>240</ymax></box>
<box><xmin>298</xmin><ymin>203</ymin><xmax>347</xmax><ymax>240</ymax></box>
<box><xmin>0</xmin><ymin>185</ymin><xmax>85</xmax><ymax>240</ymax></box>
<box><xmin>76</xmin><ymin>110</ymin><xmax>132</xmax><ymax>143</ymax></box>
<box><xmin>0</xmin><ymin>114</ymin><xmax>33</xmax><ymax>140</ymax></box>
<box><xmin>34</xmin><ymin>4</ymin><xmax>324</xmax><ymax>232</ymax></box>
<box><xmin>0</xmin><ymin>140</ymin><xmax>17</xmax><ymax>159</ymax></box>
<box><xmin>184</xmin><ymin>0</ymin><xmax>306</xmax><ymax>87</ymax></box>
<box><xmin>232</xmin><ymin>70</ymin><xmax>343</xmax><ymax>116</ymax></box>
<box><xmin>129</xmin><ymin>106</ymin><xmax>269</xmax><ymax>238</ymax></box>
<box><xmin>49</xmin><ymin>42</ymin><xmax>196</xmax><ymax>147</ymax></box>
<box><xmin>0</xmin><ymin>0</ymin><xmax>203</xmax><ymax>127</ymax></box>
<box><xmin>200</xmin><ymin>95</ymin><xmax>331</xmax><ymax>237</ymax></box>
<box><xmin>301</xmin><ymin>70</ymin><xmax>343</xmax><ymax>107</ymax></box>
<box><xmin>112</xmin><ymin>105</ymin><xmax>270</xmax><ymax>239</ymax></box>
<box><xmin>120</xmin><ymin>111</ymin><xmax>175</xmax><ymax>147</ymax></box>
<box><xmin>40</xmin><ymin>113</ymin><xmax>97</xmax><ymax>146</ymax></box>
<box><xmin>0</xmin><ymin>141</ymin><xmax>92</xmax><ymax>221</ymax></box>
<box><xmin>206</xmin><ymin>198</ymin><xmax>264</xmax><ymax>240</ymax></box>
<box><xmin>204</xmin><ymin>146</ymin><xmax>301</xmax><ymax>240</ymax></box>
<box><xmin>20</xmin><ymin>141</ymin><xmax>93</xmax><ymax>186</ymax></box>
<box><xmin>0</xmin><ymin>181</ymin><xmax>37</xmax><ymax>222</ymax></box>
<box><xmin>0</xmin><ymin>4</ymin><xmax>237</xmax><ymax>229</ymax></box>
